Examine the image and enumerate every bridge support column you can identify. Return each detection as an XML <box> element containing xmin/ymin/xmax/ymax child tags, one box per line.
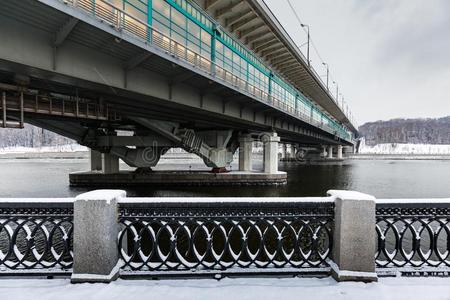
<box><xmin>321</xmin><ymin>146</ymin><xmax>327</xmax><ymax>158</ymax></box>
<box><xmin>281</xmin><ymin>143</ymin><xmax>287</xmax><ymax>159</ymax></box>
<box><xmin>327</xmin><ymin>146</ymin><xmax>334</xmax><ymax>159</ymax></box>
<box><xmin>89</xmin><ymin>150</ymin><xmax>102</xmax><ymax>171</ymax></box>
<box><xmin>239</xmin><ymin>134</ymin><xmax>253</xmax><ymax>171</ymax></box>
<box><xmin>103</xmin><ymin>153</ymin><xmax>119</xmax><ymax>174</ymax></box>
<box><xmin>337</xmin><ymin>145</ymin><xmax>343</xmax><ymax>159</ymax></box>
<box><xmin>287</xmin><ymin>144</ymin><xmax>293</xmax><ymax>160</ymax></box>
<box><xmin>292</xmin><ymin>144</ymin><xmax>299</xmax><ymax>160</ymax></box>
<box><xmin>263</xmin><ymin>132</ymin><xmax>280</xmax><ymax>174</ymax></box>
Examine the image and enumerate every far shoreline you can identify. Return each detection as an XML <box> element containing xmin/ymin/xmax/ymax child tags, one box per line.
<box><xmin>350</xmin><ymin>154</ymin><xmax>450</xmax><ymax>160</ymax></box>
<box><xmin>2</xmin><ymin>151</ymin><xmax>450</xmax><ymax>161</ymax></box>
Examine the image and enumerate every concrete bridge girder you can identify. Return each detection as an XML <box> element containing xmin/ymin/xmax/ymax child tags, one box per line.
<box><xmin>0</xmin><ymin>3</ymin><xmax>351</xmax><ymax>148</ymax></box>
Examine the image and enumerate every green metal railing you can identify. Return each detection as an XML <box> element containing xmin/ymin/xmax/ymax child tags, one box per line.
<box><xmin>61</xmin><ymin>0</ymin><xmax>353</xmax><ymax>141</ymax></box>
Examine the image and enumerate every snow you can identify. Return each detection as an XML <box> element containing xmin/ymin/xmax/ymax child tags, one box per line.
<box><xmin>75</xmin><ymin>190</ymin><xmax>126</xmax><ymax>204</ymax></box>
<box><xmin>0</xmin><ymin>198</ymin><xmax>74</xmax><ymax>203</ymax></box>
<box><xmin>71</xmin><ymin>262</ymin><xmax>121</xmax><ymax>282</ymax></box>
<box><xmin>0</xmin><ymin>144</ymin><xmax>88</xmax><ymax>154</ymax></box>
<box><xmin>0</xmin><ymin>277</ymin><xmax>450</xmax><ymax>300</ymax></box>
<box><xmin>327</xmin><ymin>190</ymin><xmax>376</xmax><ymax>201</ymax></box>
<box><xmin>328</xmin><ymin>259</ymin><xmax>377</xmax><ymax>279</ymax></box>
<box><xmin>120</xmin><ymin>196</ymin><xmax>334</xmax><ymax>204</ymax></box>
<box><xmin>376</xmin><ymin>198</ymin><xmax>450</xmax><ymax>204</ymax></box>
<box><xmin>358</xmin><ymin>138</ymin><xmax>450</xmax><ymax>155</ymax></box>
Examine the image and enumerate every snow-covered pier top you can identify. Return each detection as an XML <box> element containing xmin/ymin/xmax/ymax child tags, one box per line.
<box><xmin>1</xmin><ymin>190</ymin><xmax>450</xmax><ymax>283</ymax></box>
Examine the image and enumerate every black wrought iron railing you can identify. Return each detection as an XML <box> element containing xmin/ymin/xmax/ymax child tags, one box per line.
<box><xmin>0</xmin><ymin>200</ymin><xmax>74</xmax><ymax>274</ymax></box>
<box><xmin>118</xmin><ymin>199</ymin><xmax>334</xmax><ymax>275</ymax></box>
<box><xmin>376</xmin><ymin>200</ymin><xmax>450</xmax><ymax>272</ymax></box>
<box><xmin>2</xmin><ymin>194</ymin><xmax>450</xmax><ymax>278</ymax></box>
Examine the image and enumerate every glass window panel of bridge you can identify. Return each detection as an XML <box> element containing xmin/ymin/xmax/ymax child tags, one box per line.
<box><xmin>200</xmin><ymin>29</ymin><xmax>211</xmax><ymax>59</ymax></box>
<box><xmin>172</xmin><ymin>0</ymin><xmax>213</xmax><ymax>31</ymax></box>
<box><xmin>312</xmin><ymin>108</ymin><xmax>322</xmax><ymax>124</ymax></box>
<box><xmin>124</xmin><ymin>0</ymin><xmax>147</xmax><ymax>17</ymax></box>
<box><xmin>271</xmin><ymin>79</ymin><xmax>296</xmax><ymax>111</ymax></box>
<box><xmin>247</xmin><ymin>65</ymin><xmax>269</xmax><ymax>95</ymax></box>
<box><xmin>231</xmin><ymin>53</ymin><xmax>244</xmax><ymax>80</ymax></box>
<box><xmin>123</xmin><ymin>0</ymin><xmax>148</xmax><ymax>37</ymax></box>
<box><xmin>153</xmin><ymin>0</ymin><xmax>199</xmax><ymax>61</ymax></box>
<box><xmin>99</xmin><ymin>0</ymin><xmax>122</xmax><ymax>23</ymax></box>
<box><xmin>170</xmin><ymin>8</ymin><xmax>187</xmax><ymax>50</ymax></box>
<box><xmin>153</xmin><ymin>0</ymin><xmax>171</xmax><ymax>39</ymax></box>
<box><xmin>322</xmin><ymin>115</ymin><xmax>331</xmax><ymax>127</ymax></box>
<box><xmin>297</xmin><ymin>95</ymin><xmax>312</xmax><ymax>118</ymax></box>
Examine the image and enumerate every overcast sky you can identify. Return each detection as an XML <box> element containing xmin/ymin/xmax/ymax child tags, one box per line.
<box><xmin>264</xmin><ymin>0</ymin><xmax>450</xmax><ymax>125</ymax></box>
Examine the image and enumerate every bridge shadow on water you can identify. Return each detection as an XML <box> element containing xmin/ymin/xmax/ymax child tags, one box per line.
<box><xmin>110</xmin><ymin>161</ymin><xmax>354</xmax><ymax>198</ymax></box>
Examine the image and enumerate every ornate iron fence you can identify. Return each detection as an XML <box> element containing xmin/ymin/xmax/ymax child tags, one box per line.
<box><xmin>118</xmin><ymin>199</ymin><xmax>334</xmax><ymax>276</ymax></box>
<box><xmin>376</xmin><ymin>200</ymin><xmax>450</xmax><ymax>273</ymax></box>
<box><xmin>0</xmin><ymin>200</ymin><xmax>73</xmax><ymax>274</ymax></box>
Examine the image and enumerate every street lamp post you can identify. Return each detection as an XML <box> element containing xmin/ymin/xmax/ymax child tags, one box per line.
<box><xmin>322</xmin><ymin>62</ymin><xmax>329</xmax><ymax>91</ymax></box>
<box><xmin>301</xmin><ymin>24</ymin><xmax>310</xmax><ymax>67</ymax></box>
<box><xmin>333</xmin><ymin>81</ymin><xmax>339</xmax><ymax>104</ymax></box>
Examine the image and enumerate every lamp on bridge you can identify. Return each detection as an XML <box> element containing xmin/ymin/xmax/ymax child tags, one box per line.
<box><xmin>322</xmin><ymin>62</ymin><xmax>329</xmax><ymax>91</ymax></box>
<box><xmin>333</xmin><ymin>81</ymin><xmax>339</xmax><ymax>104</ymax></box>
<box><xmin>300</xmin><ymin>23</ymin><xmax>310</xmax><ymax>67</ymax></box>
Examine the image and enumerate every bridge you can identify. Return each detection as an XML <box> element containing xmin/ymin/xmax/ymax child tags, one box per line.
<box><xmin>0</xmin><ymin>0</ymin><xmax>357</xmax><ymax>184</ymax></box>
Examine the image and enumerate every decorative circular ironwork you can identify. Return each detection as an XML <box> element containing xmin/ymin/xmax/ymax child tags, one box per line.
<box><xmin>118</xmin><ymin>203</ymin><xmax>333</xmax><ymax>272</ymax></box>
<box><xmin>0</xmin><ymin>208</ymin><xmax>73</xmax><ymax>271</ymax></box>
<box><xmin>376</xmin><ymin>205</ymin><xmax>450</xmax><ymax>268</ymax></box>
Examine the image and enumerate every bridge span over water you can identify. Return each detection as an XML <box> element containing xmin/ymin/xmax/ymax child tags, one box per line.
<box><xmin>0</xmin><ymin>0</ymin><xmax>358</xmax><ymax>182</ymax></box>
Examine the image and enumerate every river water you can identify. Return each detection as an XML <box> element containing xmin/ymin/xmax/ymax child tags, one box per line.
<box><xmin>1</xmin><ymin>157</ymin><xmax>450</xmax><ymax>199</ymax></box>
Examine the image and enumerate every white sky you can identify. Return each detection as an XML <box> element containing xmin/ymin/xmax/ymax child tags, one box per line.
<box><xmin>264</xmin><ymin>0</ymin><xmax>450</xmax><ymax>124</ymax></box>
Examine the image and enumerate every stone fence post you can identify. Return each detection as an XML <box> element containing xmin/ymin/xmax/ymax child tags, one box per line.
<box><xmin>327</xmin><ymin>190</ymin><xmax>377</xmax><ymax>282</ymax></box>
<box><xmin>71</xmin><ymin>190</ymin><xmax>126</xmax><ymax>283</ymax></box>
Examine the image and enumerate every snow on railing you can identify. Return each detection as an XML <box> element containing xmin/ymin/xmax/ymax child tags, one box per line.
<box><xmin>2</xmin><ymin>191</ymin><xmax>450</xmax><ymax>279</ymax></box>
<box><xmin>0</xmin><ymin>199</ymin><xmax>74</xmax><ymax>274</ymax></box>
<box><xmin>118</xmin><ymin>197</ymin><xmax>334</xmax><ymax>275</ymax></box>
<box><xmin>375</xmin><ymin>199</ymin><xmax>450</xmax><ymax>274</ymax></box>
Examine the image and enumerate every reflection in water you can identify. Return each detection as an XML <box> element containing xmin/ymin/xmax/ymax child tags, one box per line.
<box><xmin>1</xmin><ymin>159</ymin><xmax>450</xmax><ymax>198</ymax></box>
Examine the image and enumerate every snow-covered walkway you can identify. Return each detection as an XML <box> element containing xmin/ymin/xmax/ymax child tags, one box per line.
<box><xmin>1</xmin><ymin>277</ymin><xmax>449</xmax><ymax>300</ymax></box>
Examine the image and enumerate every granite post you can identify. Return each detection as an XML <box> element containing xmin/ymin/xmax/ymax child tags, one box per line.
<box><xmin>71</xmin><ymin>190</ymin><xmax>125</xmax><ymax>283</ymax></box>
<box><xmin>327</xmin><ymin>190</ymin><xmax>378</xmax><ymax>282</ymax></box>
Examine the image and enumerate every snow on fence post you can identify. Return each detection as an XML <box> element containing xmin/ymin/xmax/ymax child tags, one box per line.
<box><xmin>71</xmin><ymin>190</ymin><xmax>125</xmax><ymax>283</ymax></box>
<box><xmin>327</xmin><ymin>190</ymin><xmax>378</xmax><ymax>282</ymax></box>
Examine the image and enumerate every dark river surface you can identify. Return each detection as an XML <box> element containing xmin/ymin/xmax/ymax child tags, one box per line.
<box><xmin>1</xmin><ymin>157</ymin><xmax>450</xmax><ymax>199</ymax></box>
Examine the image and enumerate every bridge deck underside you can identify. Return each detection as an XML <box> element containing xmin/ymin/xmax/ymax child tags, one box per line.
<box><xmin>195</xmin><ymin>0</ymin><xmax>356</xmax><ymax>132</ymax></box>
<box><xmin>0</xmin><ymin>0</ymin><xmax>352</xmax><ymax>146</ymax></box>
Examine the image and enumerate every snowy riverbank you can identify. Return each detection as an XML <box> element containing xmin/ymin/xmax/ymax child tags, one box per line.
<box><xmin>1</xmin><ymin>277</ymin><xmax>449</xmax><ymax>300</ymax></box>
<box><xmin>0</xmin><ymin>144</ymin><xmax>89</xmax><ymax>159</ymax></box>
<box><xmin>0</xmin><ymin>144</ymin><xmax>88</xmax><ymax>154</ymax></box>
<box><xmin>358</xmin><ymin>139</ymin><xmax>450</xmax><ymax>155</ymax></box>
<box><xmin>350</xmin><ymin>154</ymin><xmax>450</xmax><ymax>160</ymax></box>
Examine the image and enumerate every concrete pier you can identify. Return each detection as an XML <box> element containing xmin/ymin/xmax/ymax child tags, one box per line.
<box><xmin>337</xmin><ymin>145</ymin><xmax>343</xmax><ymax>159</ymax></box>
<box><xmin>322</xmin><ymin>146</ymin><xmax>327</xmax><ymax>158</ymax></box>
<box><xmin>70</xmin><ymin>170</ymin><xmax>287</xmax><ymax>186</ymax></box>
<box><xmin>239</xmin><ymin>135</ymin><xmax>253</xmax><ymax>171</ymax></box>
<box><xmin>263</xmin><ymin>132</ymin><xmax>280</xmax><ymax>174</ymax></box>
<box><xmin>327</xmin><ymin>146</ymin><xmax>334</xmax><ymax>159</ymax></box>
<box><xmin>103</xmin><ymin>153</ymin><xmax>119</xmax><ymax>174</ymax></box>
<box><xmin>90</xmin><ymin>150</ymin><xmax>102</xmax><ymax>171</ymax></box>
<box><xmin>281</xmin><ymin>144</ymin><xmax>288</xmax><ymax>160</ymax></box>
